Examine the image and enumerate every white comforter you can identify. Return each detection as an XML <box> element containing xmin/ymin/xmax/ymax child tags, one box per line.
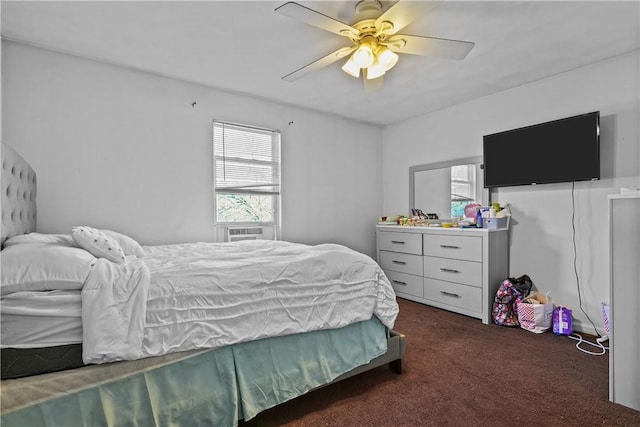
<box><xmin>82</xmin><ymin>240</ymin><xmax>398</xmax><ymax>364</ymax></box>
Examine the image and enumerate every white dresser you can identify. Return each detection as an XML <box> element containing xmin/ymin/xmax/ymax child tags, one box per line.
<box><xmin>377</xmin><ymin>225</ymin><xmax>509</xmax><ymax>324</ymax></box>
<box><xmin>608</xmin><ymin>193</ymin><xmax>640</xmax><ymax>411</ymax></box>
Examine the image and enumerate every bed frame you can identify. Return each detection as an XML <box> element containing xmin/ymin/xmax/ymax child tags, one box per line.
<box><xmin>0</xmin><ymin>142</ymin><xmax>405</xmax><ymax>423</ymax></box>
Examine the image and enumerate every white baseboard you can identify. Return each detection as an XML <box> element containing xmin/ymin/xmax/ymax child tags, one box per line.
<box><xmin>571</xmin><ymin>319</ymin><xmax>606</xmax><ymax>336</ymax></box>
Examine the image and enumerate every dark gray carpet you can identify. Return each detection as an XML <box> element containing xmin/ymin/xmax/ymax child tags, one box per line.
<box><xmin>252</xmin><ymin>298</ymin><xmax>640</xmax><ymax>426</ymax></box>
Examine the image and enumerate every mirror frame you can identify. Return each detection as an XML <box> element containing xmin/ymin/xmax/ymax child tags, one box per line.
<box><xmin>409</xmin><ymin>156</ymin><xmax>489</xmax><ymax>216</ymax></box>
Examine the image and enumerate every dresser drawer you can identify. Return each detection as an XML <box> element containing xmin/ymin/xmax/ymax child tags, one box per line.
<box><xmin>423</xmin><ymin>278</ymin><xmax>482</xmax><ymax>312</ymax></box>
<box><xmin>423</xmin><ymin>234</ymin><xmax>482</xmax><ymax>262</ymax></box>
<box><xmin>385</xmin><ymin>271</ymin><xmax>423</xmax><ymax>298</ymax></box>
<box><xmin>423</xmin><ymin>256</ymin><xmax>482</xmax><ymax>287</ymax></box>
<box><xmin>380</xmin><ymin>251</ymin><xmax>423</xmax><ymax>276</ymax></box>
<box><xmin>378</xmin><ymin>231</ymin><xmax>422</xmax><ymax>255</ymax></box>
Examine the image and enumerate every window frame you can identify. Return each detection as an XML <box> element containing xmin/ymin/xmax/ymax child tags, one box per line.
<box><xmin>212</xmin><ymin>120</ymin><xmax>281</xmax><ymax>228</ymax></box>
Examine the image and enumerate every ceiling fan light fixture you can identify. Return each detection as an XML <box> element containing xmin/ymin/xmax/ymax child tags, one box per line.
<box><xmin>352</xmin><ymin>42</ymin><xmax>375</xmax><ymax>68</ymax></box>
<box><xmin>341</xmin><ymin>56</ymin><xmax>361</xmax><ymax>78</ymax></box>
<box><xmin>377</xmin><ymin>46</ymin><xmax>399</xmax><ymax>71</ymax></box>
<box><xmin>366</xmin><ymin>59</ymin><xmax>385</xmax><ymax>80</ymax></box>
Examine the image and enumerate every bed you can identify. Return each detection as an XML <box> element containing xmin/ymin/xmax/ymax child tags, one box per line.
<box><xmin>0</xmin><ymin>143</ymin><xmax>405</xmax><ymax>426</ymax></box>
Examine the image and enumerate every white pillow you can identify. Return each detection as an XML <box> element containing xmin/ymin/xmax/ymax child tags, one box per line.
<box><xmin>71</xmin><ymin>226</ymin><xmax>126</xmax><ymax>263</ymax></box>
<box><xmin>1</xmin><ymin>243</ymin><xmax>96</xmax><ymax>295</ymax></box>
<box><xmin>101</xmin><ymin>229</ymin><xmax>145</xmax><ymax>258</ymax></box>
<box><xmin>3</xmin><ymin>233</ymin><xmax>76</xmax><ymax>248</ymax></box>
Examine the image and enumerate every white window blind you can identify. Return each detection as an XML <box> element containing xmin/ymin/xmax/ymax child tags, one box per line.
<box><xmin>213</xmin><ymin>120</ymin><xmax>281</xmax><ymax>224</ymax></box>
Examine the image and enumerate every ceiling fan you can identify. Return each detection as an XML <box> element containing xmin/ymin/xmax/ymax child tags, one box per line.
<box><xmin>275</xmin><ymin>0</ymin><xmax>475</xmax><ymax>90</ymax></box>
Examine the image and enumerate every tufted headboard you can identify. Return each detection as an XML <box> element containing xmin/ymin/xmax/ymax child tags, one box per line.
<box><xmin>1</xmin><ymin>143</ymin><xmax>37</xmax><ymax>246</ymax></box>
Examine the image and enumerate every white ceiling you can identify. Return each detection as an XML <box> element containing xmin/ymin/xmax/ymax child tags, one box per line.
<box><xmin>2</xmin><ymin>1</ymin><xmax>639</xmax><ymax>126</ymax></box>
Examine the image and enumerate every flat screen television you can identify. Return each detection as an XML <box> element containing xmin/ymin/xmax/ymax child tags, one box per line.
<box><xmin>483</xmin><ymin>111</ymin><xmax>600</xmax><ymax>188</ymax></box>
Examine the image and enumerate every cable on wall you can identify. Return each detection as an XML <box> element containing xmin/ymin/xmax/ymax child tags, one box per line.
<box><xmin>571</xmin><ymin>181</ymin><xmax>600</xmax><ymax>336</ymax></box>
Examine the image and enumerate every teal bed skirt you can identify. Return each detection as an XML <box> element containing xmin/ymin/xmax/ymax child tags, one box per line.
<box><xmin>1</xmin><ymin>317</ymin><xmax>388</xmax><ymax>427</ymax></box>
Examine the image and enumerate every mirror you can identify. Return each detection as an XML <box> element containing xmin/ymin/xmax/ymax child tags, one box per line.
<box><xmin>409</xmin><ymin>156</ymin><xmax>488</xmax><ymax>220</ymax></box>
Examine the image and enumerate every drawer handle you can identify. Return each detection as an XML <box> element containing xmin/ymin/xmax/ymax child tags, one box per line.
<box><xmin>392</xmin><ymin>280</ymin><xmax>407</xmax><ymax>286</ymax></box>
<box><xmin>390</xmin><ymin>240</ymin><xmax>405</xmax><ymax>245</ymax></box>
<box><xmin>392</xmin><ymin>260</ymin><xmax>407</xmax><ymax>265</ymax></box>
<box><xmin>440</xmin><ymin>291</ymin><xmax>461</xmax><ymax>298</ymax></box>
<box><xmin>440</xmin><ymin>268</ymin><xmax>460</xmax><ymax>274</ymax></box>
<box><xmin>440</xmin><ymin>244</ymin><xmax>461</xmax><ymax>249</ymax></box>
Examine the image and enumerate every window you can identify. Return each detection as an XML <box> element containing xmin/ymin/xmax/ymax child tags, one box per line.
<box><xmin>213</xmin><ymin>121</ymin><xmax>281</xmax><ymax>227</ymax></box>
<box><xmin>450</xmin><ymin>164</ymin><xmax>476</xmax><ymax>218</ymax></box>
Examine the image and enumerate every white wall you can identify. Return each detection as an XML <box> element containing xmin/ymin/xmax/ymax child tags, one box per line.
<box><xmin>383</xmin><ymin>51</ymin><xmax>640</xmax><ymax>333</ymax></box>
<box><xmin>1</xmin><ymin>41</ymin><xmax>383</xmax><ymax>257</ymax></box>
<box><xmin>4</xmin><ymin>40</ymin><xmax>639</xmax><ymax>333</ymax></box>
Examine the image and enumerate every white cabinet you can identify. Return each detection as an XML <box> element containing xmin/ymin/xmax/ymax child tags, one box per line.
<box><xmin>377</xmin><ymin>225</ymin><xmax>509</xmax><ymax>324</ymax></box>
<box><xmin>608</xmin><ymin>194</ymin><xmax>640</xmax><ymax>411</ymax></box>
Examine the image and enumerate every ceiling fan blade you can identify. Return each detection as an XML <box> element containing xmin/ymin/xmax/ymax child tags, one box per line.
<box><xmin>376</xmin><ymin>0</ymin><xmax>441</xmax><ymax>36</ymax></box>
<box><xmin>282</xmin><ymin>46</ymin><xmax>356</xmax><ymax>82</ymax></box>
<box><xmin>275</xmin><ymin>2</ymin><xmax>360</xmax><ymax>38</ymax></box>
<box><xmin>386</xmin><ymin>34</ymin><xmax>474</xmax><ymax>59</ymax></box>
<box><xmin>363</xmin><ymin>71</ymin><xmax>384</xmax><ymax>92</ymax></box>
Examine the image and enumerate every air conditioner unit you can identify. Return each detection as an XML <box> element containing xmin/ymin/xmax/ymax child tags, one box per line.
<box><xmin>226</xmin><ymin>226</ymin><xmax>265</xmax><ymax>242</ymax></box>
